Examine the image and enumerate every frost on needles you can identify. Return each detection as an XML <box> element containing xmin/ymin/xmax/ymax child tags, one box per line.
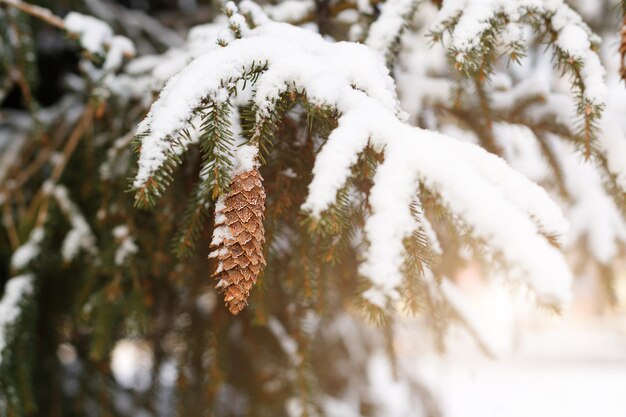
<box><xmin>133</xmin><ymin>1</ymin><xmax>572</xmax><ymax>309</ymax></box>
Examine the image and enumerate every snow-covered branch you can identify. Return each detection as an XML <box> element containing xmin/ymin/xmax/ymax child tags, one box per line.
<box><xmin>133</xmin><ymin>3</ymin><xmax>571</xmax><ymax>308</ymax></box>
<box><xmin>50</xmin><ymin>185</ymin><xmax>97</xmax><ymax>262</ymax></box>
<box><xmin>430</xmin><ymin>0</ymin><xmax>607</xmax><ymax>157</ymax></box>
<box><xmin>0</xmin><ymin>274</ymin><xmax>34</xmax><ymax>359</ymax></box>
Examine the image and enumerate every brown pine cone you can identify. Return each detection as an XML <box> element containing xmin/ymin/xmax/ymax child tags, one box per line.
<box><xmin>209</xmin><ymin>168</ymin><xmax>266</xmax><ymax>314</ymax></box>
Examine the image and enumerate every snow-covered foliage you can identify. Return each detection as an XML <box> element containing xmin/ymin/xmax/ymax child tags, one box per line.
<box><xmin>133</xmin><ymin>1</ymin><xmax>572</xmax><ymax>308</ymax></box>
<box><xmin>64</xmin><ymin>11</ymin><xmax>135</xmax><ymax>70</ymax></box>
<box><xmin>0</xmin><ymin>274</ymin><xmax>34</xmax><ymax>359</ymax></box>
<box><xmin>365</xmin><ymin>0</ymin><xmax>418</xmax><ymax>64</ymax></box>
<box><xmin>11</xmin><ymin>228</ymin><xmax>44</xmax><ymax>271</ymax></box>
<box><xmin>394</xmin><ymin>0</ymin><xmax>626</xmax><ymax>271</ymax></box>
<box><xmin>428</xmin><ymin>0</ymin><xmax>608</xmax><ymax>158</ymax></box>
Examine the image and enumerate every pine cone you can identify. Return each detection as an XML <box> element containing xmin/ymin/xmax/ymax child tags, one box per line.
<box><xmin>209</xmin><ymin>168</ymin><xmax>266</xmax><ymax>314</ymax></box>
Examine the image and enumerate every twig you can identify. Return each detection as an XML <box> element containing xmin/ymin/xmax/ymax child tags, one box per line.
<box><xmin>1</xmin><ymin>0</ymin><xmax>133</xmax><ymax>63</ymax></box>
<box><xmin>5</xmin><ymin>14</ymin><xmax>35</xmax><ymax>111</ymax></box>
<box><xmin>33</xmin><ymin>104</ymin><xmax>94</xmax><ymax>227</ymax></box>
<box><xmin>2</xmin><ymin>197</ymin><xmax>20</xmax><ymax>249</ymax></box>
<box><xmin>0</xmin><ymin>0</ymin><xmax>65</xmax><ymax>30</ymax></box>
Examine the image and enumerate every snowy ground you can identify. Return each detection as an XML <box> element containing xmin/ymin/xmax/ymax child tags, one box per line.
<box><xmin>399</xmin><ymin>276</ymin><xmax>626</xmax><ymax>417</ymax></box>
<box><xmin>416</xmin><ymin>319</ymin><xmax>626</xmax><ymax>417</ymax></box>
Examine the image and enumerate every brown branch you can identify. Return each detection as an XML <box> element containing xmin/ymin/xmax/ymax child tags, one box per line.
<box><xmin>2</xmin><ymin>198</ymin><xmax>20</xmax><ymax>249</ymax></box>
<box><xmin>32</xmin><ymin>104</ymin><xmax>94</xmax><ymax>228</ymax></box>
<box><xmin>5</xmin><ymin>13</ymin><xmax>35</xmax><ymax>110</ymax></box>
<box><xmin>0</xmin><ymin>0</ymin><xmax>132</xmax><ymax>63</ymax></box>
<box><xmin>0</xmin><ymin>0</ymin><xmax>65</xmax><ymax>29</ymax></box>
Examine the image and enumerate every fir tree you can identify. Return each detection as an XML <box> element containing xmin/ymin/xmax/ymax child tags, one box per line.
<box><xmin>0</xmin><ymin>0</ymin><xmax>625</xmax><ymax>416</ymax></box>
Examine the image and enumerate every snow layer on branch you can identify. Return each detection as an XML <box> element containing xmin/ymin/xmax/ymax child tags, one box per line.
<box><xmin>492</xmin><ymin>123</ymin><xmax>549</xmax><ymax>183</ymax></box>
<box><xmin>488</xmin><ymin>118</ymin><xmax>626</xmax><ymax>264</ymax></box>
<box><xmin>495</xmin><ymin>75</ymin><xmax>626</xmax><ymax>199</ymax></box>
<box><xmin>552</xmin><ymin>138</ymin><xmax>626</xmax><ymax>264</ymax></box>
<box><xmin>0</xmin><ymin>274</ymin><xmax>34</xmax><ymax>357</ymax></box>
<box><xmin>365</xmin><ymin>0</ymin><xmax>416</xmax><ymax>59</ymax></box>
<box><xmin>11</xmin><ymin>228</ymin><xmax>44</xmax><ymax>271</ymax></box>
<box><xmin>366</xmin><ymin>352</ymin><xmax>423</xmax><ymax>417</ymax></box>
<box><xmin>103</xmin><ymin>36</ymin><xmax>136</xmax><ymax>72</ymax></box>
<box><xmin>64</xmin><ymin>12</ymin><xmax>113</xmax><ymax>55</ymax></box>
<box><xmin>429</xmin><ymin>0</ymin><xmax>606</xmax><ymax>106</ymax></box>
<box><xmin>112</xmin><ymin>226</ymin><xmax>139</xmax><ymax>266</ymax></box>
<box><xmin>340</xmin><ymin>119</ymin><xmax>572</xmax><ymax>306</ymax></box>
<box><xmin>52</xmin><ymin>186</ymin><xmax>97</xmax><ymax>261</ymax></box>
<box><xmin>396</xmin><ymin>5</ymin><xmax>451</xmax><ymax>120</ymax></box>
<box><xmin>64</xmin><ymin>12</ymin><xmax>135</xmax><ymax>70</ymax></box>
<box><xmin>454</xmin><ymin>136</ymin><xmax>568</xmax><ymax>241</ymax></box>
<box><xmin>268</xmin><ymin>317</ymin><xmax>300</xmax><ymax>366</ymax></box>
<box><xmin>264</xmin><ymin>0</ymin><xmax>314</xmax><ymax>23</ymax></box>
<box><xmin>134</xmin><ymin>9</ymin><xmax>571</xmax><ymax>307</ymax></box>
<box><xmin>133</xmin><ymin>20</ymin><xmax>400</xmax><ymax>189</ymax></box>
<box><xmin>597</xmin><ymin>113</ymin><xmax>626</xmax><ymax>192</ymax></box>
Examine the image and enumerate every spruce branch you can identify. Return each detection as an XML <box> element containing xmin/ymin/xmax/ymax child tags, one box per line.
<box><xmin>365</xmin><ymin>0</ymin><xmax>421</xmax><ymax>67</ymax></box>
<box><xmin>173</xmin><ymin>181</ymin><xmax>213</xmax><ymax>259</ymax></box>
<box><xmin>27</xmin><ymin>103</ymin><xmax>95</xmax><ymax>229</ymax></box>
<box><xmin>133</xmin><ymin>2</ymin><xmax>573</xmax><ymax>314</ymax></box>
<box><xmin>430</xmin><ymin>1</ymin><xmax>607</xmax><ymax>159</ymax></box>
<box><xmin>0</xmin><ymin>0</ymin><xmax>135</xmax><ymax>67</ymax></box>
<box><xmin>199</xmin><ymin>100</ymin><xmax>236</xmax><ymax>199</ymax></box>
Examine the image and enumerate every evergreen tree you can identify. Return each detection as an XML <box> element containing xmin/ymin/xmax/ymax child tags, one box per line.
<box><xmin>0</xmin><ymin>0</ymin><xmax>624</xmax><ymax>416</ymax></box>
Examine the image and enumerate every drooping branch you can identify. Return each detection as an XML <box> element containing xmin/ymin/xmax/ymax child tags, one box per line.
<box><xmin>133</xmin><ymin>3</ymin><xmax>572</xmax><ymax>310</ymax></box>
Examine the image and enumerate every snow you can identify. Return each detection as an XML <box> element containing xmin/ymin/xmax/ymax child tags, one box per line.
<box><xmin>556</xmin><ymin>25</ymin><xmax>589</xmax><ymax>58</ymax></box>
<box><xmin>552</xmin><ymin>138</ymin><xmax>626</xmax><ymax>264</ymax></box>
<box><xmin>501</xmin><ymin>22</ymin><xmax>523</xmax><ymax>47</ymax></box>
<box><xmin>64</xmin><ymin>12</ymin><xmax>114</xmax><ymax>55</ymax></box>
<box><xmin>409</xmin><ymin>311</ymin><xmax>626</xmax><ymax>417</ymax></box>
<box><xmin>429</xmin><ymin>0</ymin><xmax>607</xmax><ymax>106</ymax></box>
<box><xmin>232</xmin><ymin>144</ymin><xmax>259</xmax><ymax>175</ymax></box>
<box><xmin>366</xmin><ymin>352</ymin><xmax>420</xmax><ymax>417</ymax></box>
<box><xmin>267</xmin><ymin>316</ymin><xmax>300</xmax><ymax>365</ymax></box>
<box><xmin>64</xmin><ymin>12</ymin><xmax>135</xmax><ymax>70</ymax></box>
<box><xmin>11</xmin><ymin>228</ymin><xmax>44</xmax><ymax>270</ymax></box>
<box><xmin>263</xmin><ymin>0</ymin><xmax>314</xmax><ymax>22</ymax></box>
<box><xmin>134</xmin><ymin>4</ymin><xmax>573</xmax><ymax>308</ymax></box>
<box><xmin>398</xmin><ymin>8</ymin><xmax>626</xmax><ymax>267</ymax></box>
<box><xmin>491</xmin><ymin>123</ymin><xmax>548</xmax><ymax>183</ymax></box>
<box><xmin>307</xmin><ymin>106</ymin><xmax>571</xmax><ymax>305</ymax></box>
<box><xmin>597</xmin><ymin>112</ymin><xmax>626</xmax><ymax>191</ymax></box>
<box><xmin>414</xmin><ymin>204</ymin><xmax>442</xmax><ymax>256</ymax></box>
<box><xmin>0</xmin><ymin>274</ymin><xmax>34</xmax><ymax>358</ymax></box>
<box><xmin>396</xmin><ymin>13</ymin><xmax>451</xmax><ymax>120</ymax></box>
<box><xmin>209</xmin><ymin>197</ymin><xmax>233</xmax><ymax>278</ymax></box>
<box><xmin>437</xmin><ymin>275</ymin><xmax>501</xmax><ymax>356</ymax></box>
<box><xmin>133</xmin><ymin>18</ymin><xmax>399</xmax><ymax>189</ymax></box>
<box><xmin>365</xmin><ymin>0</ymin><xmax>416</xmax><ymax>60</ymax></box>
<box><xmin>52</xmin><ymin>186</ymin><xmax>97</xmax><ymax>262</ymax></box>
<box><xmin>103</xmin><ymin>35</ymin><xmax>135</xmax><ymax>72</ymax></box>
<box><xmin>112</xmin><ymin>226</ymin><xmax>138</xmax><ymax>266</ymax></box>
